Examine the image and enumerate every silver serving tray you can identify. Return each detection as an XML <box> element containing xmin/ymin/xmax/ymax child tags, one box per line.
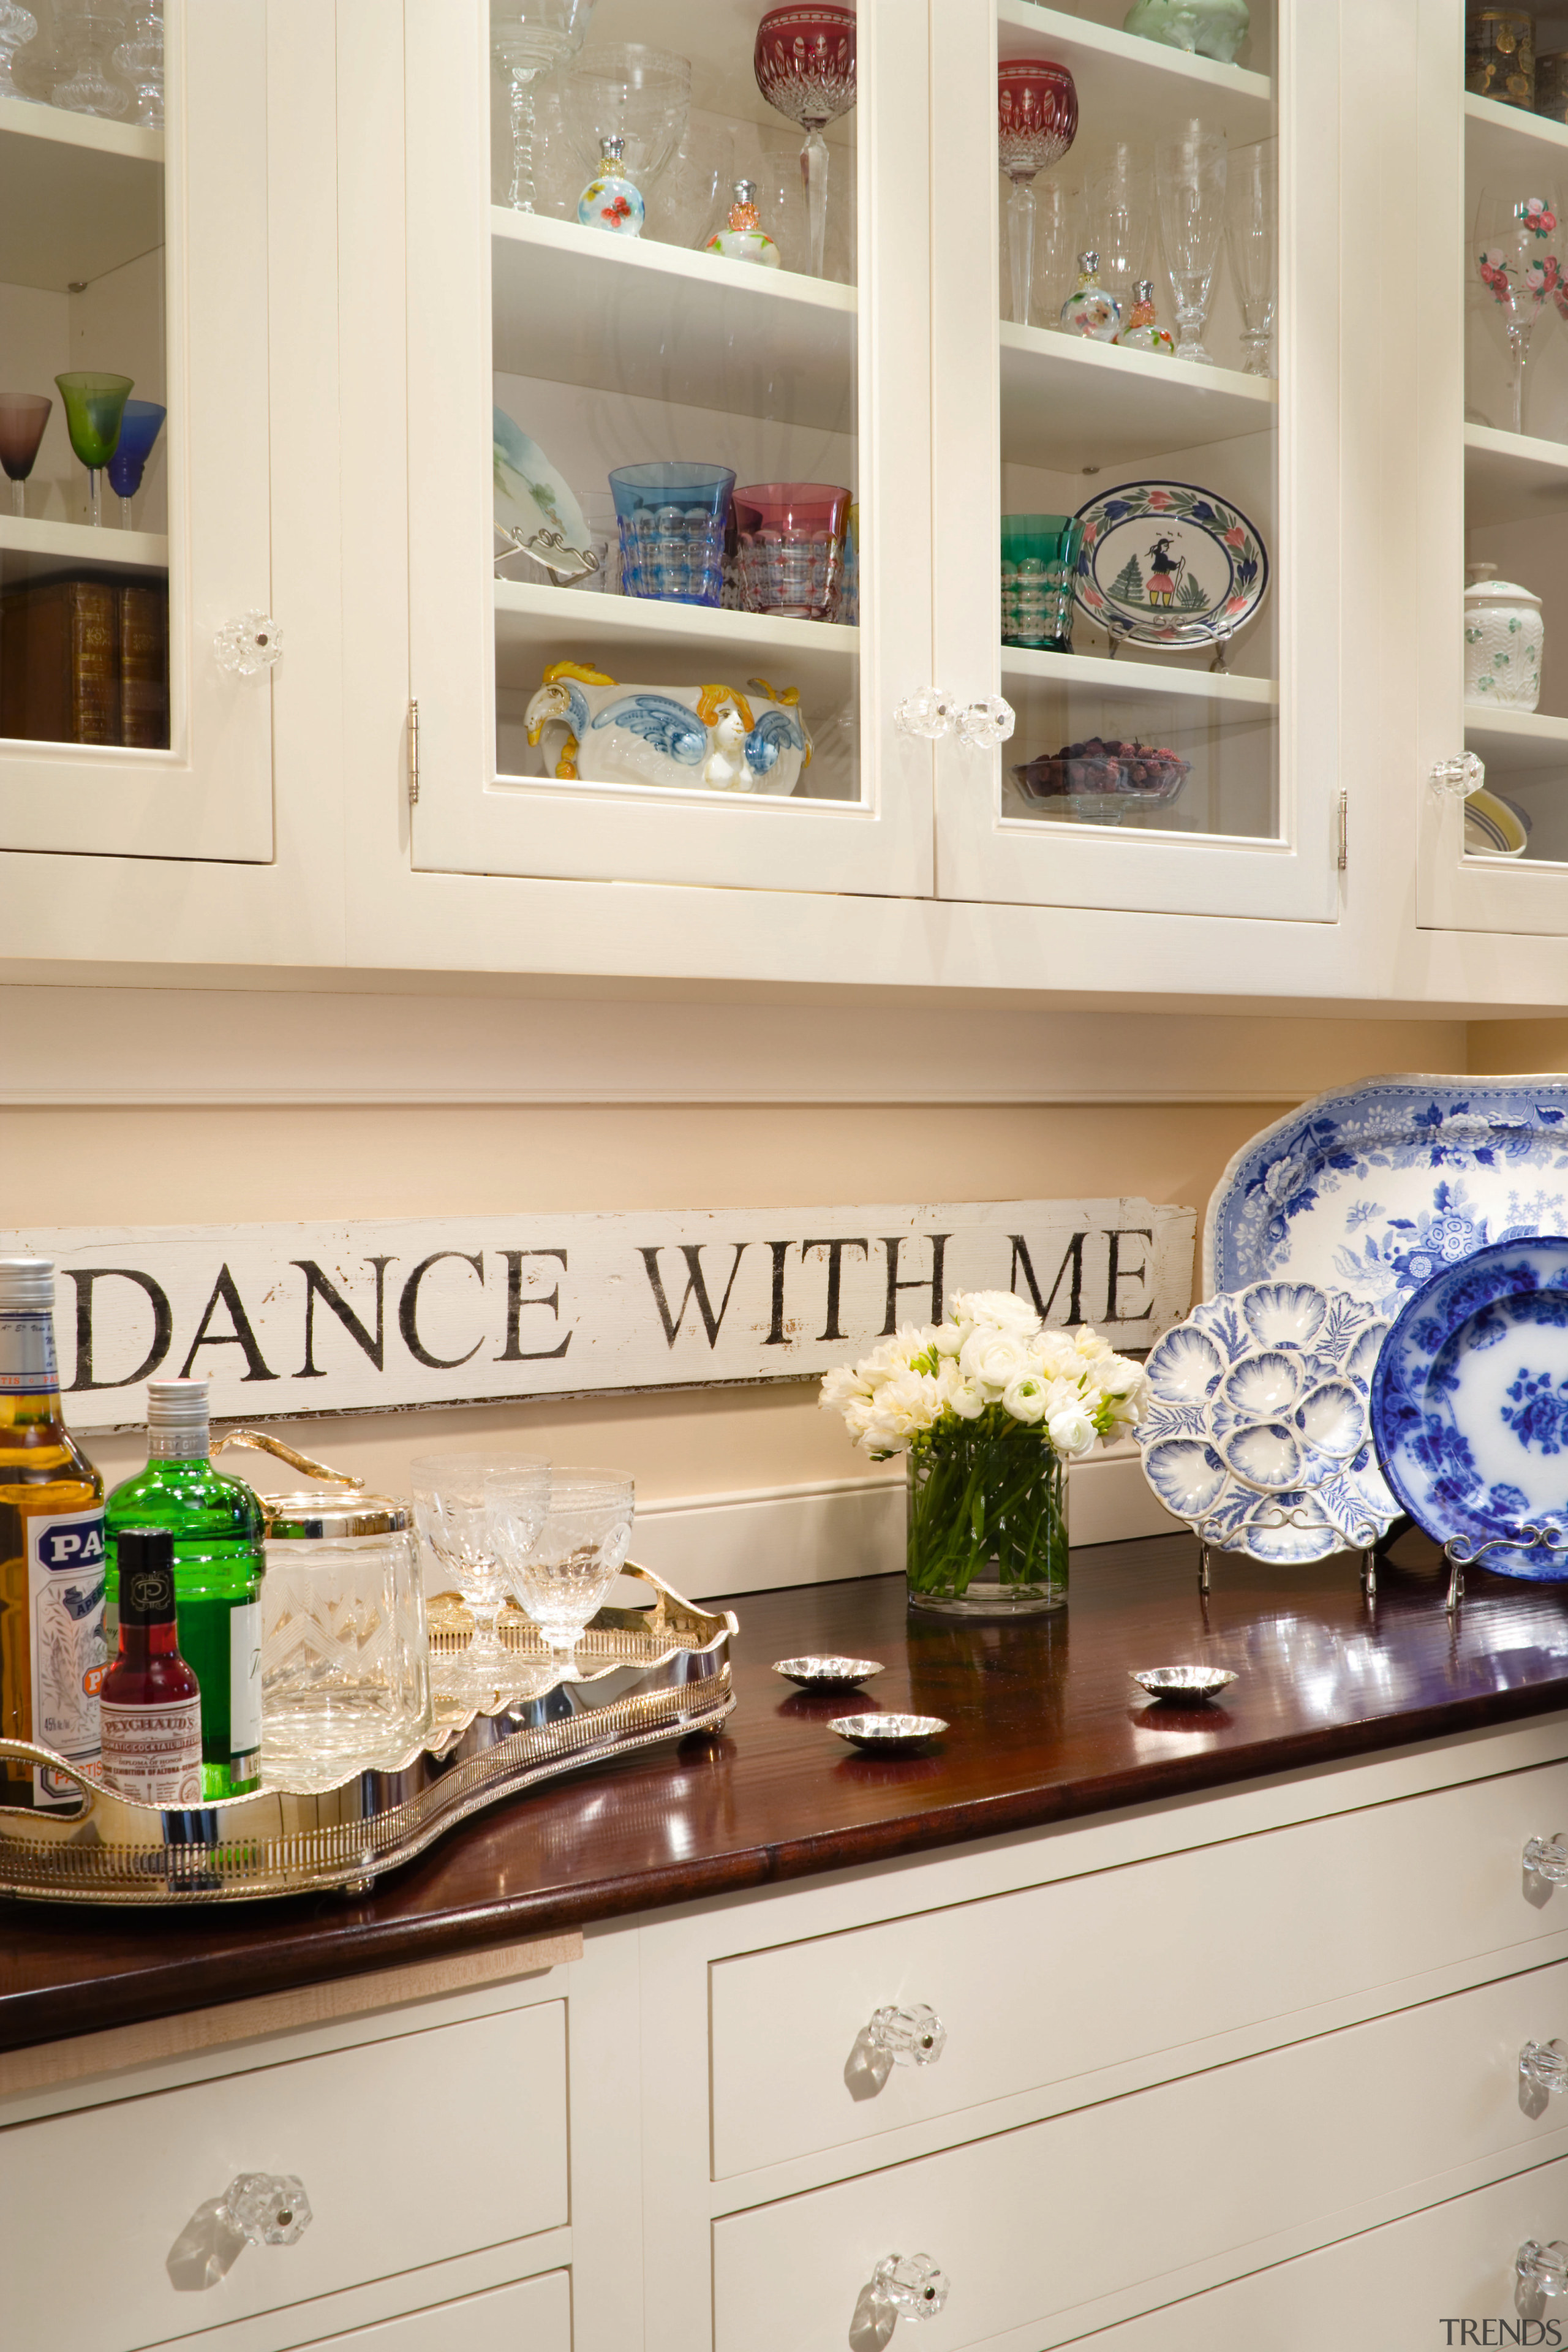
<box><xmin>0</xmin><ymin>1566</ymin><xmax>734</xmax><ymax>1906</ymax></box>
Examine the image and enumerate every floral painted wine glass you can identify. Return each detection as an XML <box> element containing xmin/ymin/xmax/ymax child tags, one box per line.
<box><xmin>0</xmin><ymin>394</ymin><xmax>50</xmax><ymax>516</ymax></box>
<box><xmin>1476</xmin><ymin>184</ymin><xmax>1565</xmax><ymax>435</ymax></box>
<box><xmin>754</xmin><ymin>4</ymin><xmax>856</xmax><ymax>281</ymax></box>
<box><xmin>998</xmin><ymin>56</ymin><xmax>1079</xmax><ymax>327</ymax></box>
<box><xmin>107</xmin><ymin>398</ymin><xmax>164</xmax><ymax>527</ymax></box>
<box><xmin>491</xmin><ymin>0</ymin><xmax>597</xmax><ymax>214</ymax></box>
<box><xmin>1154</xmin><ymin>120</ymin><xmax>1227</xmax><ymax>363</ymax></box>
<box><xmin>54</xmin><ymin>370</ymin><xmax>132</xmax><ymax>526</ymax></box>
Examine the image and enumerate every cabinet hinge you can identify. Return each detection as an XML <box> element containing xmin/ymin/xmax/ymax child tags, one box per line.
<box><xmin>1336</xmin><ymin>791</ymin><xmax>1348</xmax><ymax>872</ymax></box>
<box><xmin>407</xmin><ymin>698</ymin><xmax>420</xmax><ymax>807</ymax></box>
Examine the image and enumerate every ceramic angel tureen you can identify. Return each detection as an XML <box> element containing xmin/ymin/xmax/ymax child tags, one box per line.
<box><xmin>524</xmin><ymin>662</ymin><xmax>812</xmax><ymax>795</ymax></box>
<box><xmin>1123</xmin><ymin>0</ymin><xmax>1250</xmax><ymax>64</ymax></box>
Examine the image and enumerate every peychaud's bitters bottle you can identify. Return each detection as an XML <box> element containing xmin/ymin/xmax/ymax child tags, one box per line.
<box><xmin>0</xmin><ymin>1256</ymin><xmax>107</xmax><ymax>1809</ymax></box>
<box><xmin>105</xmin><ymin>1377</ymin><xmax>264</xmax><ymax>1799</ymax></box>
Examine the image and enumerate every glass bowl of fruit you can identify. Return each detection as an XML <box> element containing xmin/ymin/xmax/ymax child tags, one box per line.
<box><xmin>1008</xmin><ymin>735</ymin><xmax>1191</xmax><ymax>823</ymax></box>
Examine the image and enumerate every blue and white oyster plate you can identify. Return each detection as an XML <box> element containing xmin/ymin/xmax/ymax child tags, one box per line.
<box><xmin>1137</xmin><ymin>1280</ymin><xmax>1399</xmax><ymax>1562</ymax></box>
<box><xmin>1205</xmin><ymin>1075</ymin><xmax>1568</xmax><ymax>1329</ymax></box>
<box><xmin>1369</xmin><ymin>1235</ymin><xmax>1568</xmax><ymax>1578</ymax></box>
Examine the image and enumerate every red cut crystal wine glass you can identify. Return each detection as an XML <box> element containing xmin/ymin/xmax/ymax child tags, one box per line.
<box><xmin>998</xmin><ymin>57</ymin><xmax>1078</xmax><ymax>326</ymax></box>
<box><xmin>753</xmin><ymin>4</ymin><xmax>856</xmax><ymax>279</ymax></box>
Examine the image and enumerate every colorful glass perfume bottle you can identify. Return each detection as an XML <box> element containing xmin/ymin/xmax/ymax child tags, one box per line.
<box><xmin>577</xmin><ymin>135</ymin><xmax>646</xmax><ymax>237</ymax></box>
<box><xmin>1115</xmin><ymin>278</ymin><xmax>1177</xmax><ymax>354</ymax></box>
<box><xmin>705</xmin><ymin>179</ymin><xmax>781</xmax><ymax>268</ymax></box>
<box><xmin>1060</xmin><ymin>250</ymin><xmax>1121</xmax><ymax>340</ymax></box>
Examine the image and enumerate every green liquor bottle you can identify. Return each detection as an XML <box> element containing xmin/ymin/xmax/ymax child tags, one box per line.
<box><xmin>105</xmin><ymin>1377</ymin><xmax>263</xmax><ymax>1799</ymax></box>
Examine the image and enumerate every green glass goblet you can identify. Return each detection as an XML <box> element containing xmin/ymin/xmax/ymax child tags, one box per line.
<box><xmin>54</xmin><ymin>371</ymin><xmax>133</xmax><ymax>526</ymax></box>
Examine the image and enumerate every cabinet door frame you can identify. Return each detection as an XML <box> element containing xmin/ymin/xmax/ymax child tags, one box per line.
<box><xmin>403</xmin><ymin>0</ymin><xmax>936</xmax><ymax>900</ymax></box>
<box><xmin>928</xmin><ymin>0</ymin><xmax>1341</xmax><ymax>924</ymax></box>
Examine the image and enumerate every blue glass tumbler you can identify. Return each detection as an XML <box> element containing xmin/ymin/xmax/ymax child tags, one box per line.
<box><xmin>107</xmin><ymin>398</ymin><xmax>166</xmax><ymax>528</ymax></box>
<box><xmin>609</xmin><ymin>461</ymin><xmax>735</xmax><ymax>606</ymax></box>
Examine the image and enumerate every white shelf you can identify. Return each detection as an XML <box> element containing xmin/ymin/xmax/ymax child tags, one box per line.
<box><xmin>1001</xmin><ymin>642</ymin><xmax>1276</xmax><ymax>711</ymax></box>
<box><xmin>997</xmin><ymin>3</ymin><xmax>1275</xmax><ymax>156</ymax></box>
<box><xmin>1466</xmin><ymin>706</ymin><xmax>1568</xmax><ymax>778</ymax></box>
<box><xmin>1464</xmin><ymin>423</ymin><xmax>1568</xmax><ymax>526</ymax></box>
<box><xmin>494</xmin><ymin>576</ymin><xmax>856</xmax><ymax>705</ymax></box>
<box><xmin>1465</xmin><ymin>93</ymin><xmax>1568</xmax><ymax>182</ymax></box>
<box><xmin>491</xmin><ymin>211</ymin><xmax>855</xmax><ymax>432</ymax></box>
<box><xmin>0</xmin><ymin>95</ymin><xmax>162</xmax><ymax>292</ymax></box>
<box><xmin>1001</xmin><ymin>325</ymin><xmax>1273</xmax><ymax>470</ymax></box>
<box><xmin>0</xmin><ymin>511</ymin><xmax>167</xmax><ymax>582</ymax></box>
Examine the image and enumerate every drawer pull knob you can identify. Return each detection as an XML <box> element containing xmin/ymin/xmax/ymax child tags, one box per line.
<box><xmin>1526</xmin><ymin>1835</ymin><xmax>1568</xmax><ymax>1886</ymax></box>
<box><xmin>222</xmin><ymin>2173</ymin><xmax>313</xmax><ymax>2248</ymax></box>
<box><xmin>867</xmin><ymin>2004</ymin><xmax>947</xmax><ymax>2067</ymax></box>
<box><xmin>1518</xmin><ymin>2241</ymin><xmax>1568</xmax><ymax>2297</ymax></box>
<box><xmin>872</xmin><ymin>2252</ymin><xmax>949</xmax><ymax>2323</ymax></box>
<box><xmin>1521</xmin><ymin>2040</ymin><xmax>1568</xmax><ymax>2094</ymax></box>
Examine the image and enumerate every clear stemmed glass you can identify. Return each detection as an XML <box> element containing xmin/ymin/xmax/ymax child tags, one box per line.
<box><xmin>54</xmin><ymin>370</ymin><xmax>132</xmax><ymax>525</ymax></box>
<box><xmin>997</xmin><ymin>56</ymin><xmax>1079</xmax><ymax>327</ymax></box>
<box><xmin>0</xmin><ymin>394</ymin><xmax>50</xmax><ymax>516</ymax></box>
<box><xmin>1088</xmin><ymin>141</ymin><xmax>1150</xmax><ymax>335</ymax></box>
<box><xmin>509</xmin><ymin>1472</ymin><xmax>634</xmax><ymax>1677</ymax></box>
<box><xmin>483</xmin><ymin>1455</ymin><xmax>553</xmax><ymax>1678</ymax></box>
<box><xmin>1226</xmin><ymin>138</ymin><xmax>1277</xmax><ymax>377</ymax></box>
<box><xmin>561</xmin><ymin>42</ymin><xmax>689</xmax><ymax>206</ymax></box>
<box><xmin>1155</xmin><ymin>119</ymin><xmax>1227</xmax><ymax>364</ymax></box>
<box><xmin>1476</xmin><ymin>183</ymin><xmax>1566</xmax><ymax>435</ymax></box>
<box><xmin>1031</xmin><ymin>177</ymin><xmax>1083</xmax><ymax>332</ymax></box>
<box><xmin>412</xmin><ymin>1449</ymin><xmax>547</xmax><ymax>1700</ymax></box>
<box><xmin>111</xmin><ymin>1</ymin><xmax>161</xmax><ymax>128</ymax></box>
<box><xmin>50</xmin><ymin>0</ymin><xmax>128</xmax><ymax>117</ymax></box>
<box><xmin>0</xmin><ymin>0</ymin><xmax>37</xmax><ymax>99</ymax></box>
<box><xmin>107</xmin><ymin>398</ymin><xmax>164</xmax><ymax>526</ymax></box>
<box><xmin>491</xmin><ymin>0</ymin><xmax>597</xmax><ymax>215</ymax></box>
<box><xmin>753</xmin><ymin>4</ymin><xmax>856</xmax><ymax>282</ymax></box>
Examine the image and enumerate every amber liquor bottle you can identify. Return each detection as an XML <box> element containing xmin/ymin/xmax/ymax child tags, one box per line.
<box><xmin>0</xmin><ymin>1256</ymin><xmax>106</xmax><ymax>1809</ymax></box>
<box><xmin>99</xmin><ymin>1526</ymin><xmax>203</xmax><ymax>1806</ymax></box>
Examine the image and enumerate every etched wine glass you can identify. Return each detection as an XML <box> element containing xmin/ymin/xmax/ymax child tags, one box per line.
<box><xmin>54</xmin><ymin>370</ymin><xmax>132</xmax><ymax>526</ymax></box>
<box><xmin>1226</xmin><ymin>138</ymin><xmax>1277</xmax><ymax>377</ymax></box>
<box><xmin>561</xmin><ymin>42</ymin><xmax>689</xmax><ymax>206</ymax></box>
<box><xmin>412</xmin><ymin>1449</ymin><xmax>546</xmax><ymax>1701</ymax></box>
<box><xmin>483</xmin><ymin>1455</ymin><xmax>553</xmax><ymax>1684</ymax></box>
<box><xmin>0</xmin><ymin>394</ymin><xmax>50</xmax><ymax>516</ymax></box>
<box><xmin>1154</xmin><ymin>120</ymin><xmax>1227</xmax><ymax>364</ymax></box>
<box><xmin>508</xmin><ymin>1472</ymin><xmax>634</xmax><ymax>1677</ymax></box>
<box><xmin>998</xmin><ymin>56</ymin><xmax>1079</xmax><ymax>327</ymax></box>
<box><xmin>1087</xmin><ymin>141</ymin><xmax>1148</xmax><ymax>335</ymax></box>
<box><xmin>754</xmin><ymin>4</ymin><xmax>856</xmax><ymax>282</ymax></box>
<box><xmin>491</xmin><ymin>0</ymin><xmax>597</xmax><ymax>214</ymax></box>
<box><xmin>1476</xmin><ymin>183</ymin><xmax>1566</xmax><ymax>435</ymax></box>
<box><xmin>107</xmin><ymin>398</ymin><xmax>164</xmax><ymax>527</ymax></box>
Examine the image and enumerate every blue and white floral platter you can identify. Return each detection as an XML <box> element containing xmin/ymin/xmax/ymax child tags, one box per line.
<box><xmin>1369</xmin><ymin>1235</ymin><xmax>1568</xmax><ymax>1578</ymax></box>
<box><xmin>1137</xmin><ymin>1280</ymin><xmax>1399</xmax><ymax>1562</ymax></box>
<box><xmin>1205</xmin><ymin>1076</ymin><xmax>1568</xmax><ymax>1324</ymax></box>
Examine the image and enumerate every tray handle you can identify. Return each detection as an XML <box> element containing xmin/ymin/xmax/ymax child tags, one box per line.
<box><xmin>213</xmin><ymin>1428</ymin><xmax>366</xmax><ymax>1490</ymax></box>
<box><xmin>0</xmin><ymin>1741</ymin><xmax>101</xmax><ymax>1830</ymax></box>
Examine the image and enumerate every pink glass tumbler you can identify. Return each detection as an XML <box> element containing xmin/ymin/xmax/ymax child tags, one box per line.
<box><xmin>998</xmin><ymin>57</ymin><xmax>1078</xmax><ymax>326</ymax></box>
<box><xmin>733</xmin><ymin>481</ymin><xmax>851</xmax><ymax>619</ymax></box>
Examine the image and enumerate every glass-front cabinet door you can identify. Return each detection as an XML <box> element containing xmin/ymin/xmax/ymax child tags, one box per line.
<box><xmin>929</xmin><ymin>0</ymin><xmax>1341</xmax><ymax>922</ymax></box>
<box><xmin>0</xmin><ymin>0</ymin><xmax>274</xmax><ymax>864</ymax></box>
<box><xmin>405</xmin><ymin>0</ymin><xmax>933</xmax><ymax>897</ymax></box>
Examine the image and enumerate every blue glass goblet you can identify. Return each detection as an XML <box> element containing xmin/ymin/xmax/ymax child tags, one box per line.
<box><xmin>107</xmin><ymin>398</ymin><xmax>166</xmax><ymax>528</ymax></box>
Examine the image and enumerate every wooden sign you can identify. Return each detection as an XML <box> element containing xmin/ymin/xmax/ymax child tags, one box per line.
<box><xmin>4</xmin><ymin>1200</ymin><xmax>1195</xmax><ymax>1433</ymax></box>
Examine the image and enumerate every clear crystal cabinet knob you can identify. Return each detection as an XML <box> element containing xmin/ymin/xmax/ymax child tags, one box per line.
<box><xmin>1526</xmin><ymin>1835</ymin><xmax>1568</xmax><ymax>1886</ymax></box>
<box><xmin>1519</xmin><ymin>2240</ymin><xmax>1568</xmax><ymax>2296</ymax></box>
<box><xmin>1521</xmin><ymin>2040</ymin><xmax>1568</xmax><ymax>2094</ymax></box>
<box><xmin>867</xmin><ymin>2003</ymin><xmax>947</xmax><ymax>2067</ymax></box>
<box><xmin>221</xmin><ymin>2173</ymin><xmax>312</xmax><ymax>2247</ymax></box>
<box><xmin>872</xmin><ymin>2252</ymin><xmax>950</xmax><ymax>2321</ymax></box>
<box><xmin>895</xmin><ymin>687</ymin><xmax>958</xmax><ymax>740</ymax></box>
<box><xmin>214</xmin><ymin>612</ymin><xmax>284</xmax><ymax>676</ymax></box>
<box><xmin>1430</xmin><ymin>752</ymin><xmax>1484</xmax><ymax>798</ymax></box>
<box><xmin>956</xmin><ymin>695</ymin><xmax>1016</xmax><ymax>752</ymax></box>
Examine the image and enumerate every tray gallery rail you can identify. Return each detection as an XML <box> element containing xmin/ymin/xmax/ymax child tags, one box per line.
<box><xmin>0</xmin><ymin>1566</ymin><xmax>735</xmax><ymax>1906</ymax></box>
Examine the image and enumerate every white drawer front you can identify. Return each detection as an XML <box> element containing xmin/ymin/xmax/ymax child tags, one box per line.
<box><xmin>1080</xmin><ymin>2160</ymin><xmax>1568</xmax><ymax>2351</ymax></box>
<box><xmin>712</xmin><ymin>1963</ymin><xmax>1568</xmax><ymax>2352</ymax></box>
<box><xmin>712</xmin><ymin>1762</ymin><xmax>1568</xmax><ymax>2177</ymax></box>
<box><xmin>0</xmin><ymin>2002</ymin><xmax>567</xmax><ymax>2352</ymax></box>
<box><xmin>299</xmin><ymin>2267</ymin><xmax>570</xmax><ymax>2350</ymax></box>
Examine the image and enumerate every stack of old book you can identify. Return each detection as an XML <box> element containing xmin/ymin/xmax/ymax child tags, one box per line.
<box><xmin>0</xmin><ymin>575</ymin><xmax>169</xmax><ymax>749</ymax></box>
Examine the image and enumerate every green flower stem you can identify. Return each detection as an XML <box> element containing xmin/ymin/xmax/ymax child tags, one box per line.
<box><xmin>906</xmin><ymin>1408</ymin><xmax>1068</xmax><ymax>1601</ymax></box>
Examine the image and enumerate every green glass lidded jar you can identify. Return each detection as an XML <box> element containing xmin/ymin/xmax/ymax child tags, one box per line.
<box><xmin>905</xmin><ymin>1417</ymin><xmax>1069</xmax><ymax>1617</ymax></box>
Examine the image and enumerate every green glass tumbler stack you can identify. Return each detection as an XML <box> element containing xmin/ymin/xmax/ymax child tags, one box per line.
<box><xmin>54</xmin><ymin>371</ymin><xmax>134</xmax><ymax>526</ymax></box>
<box><xmin>1001</xmin><ymin>513</ymin><xmax>1084</xmax><ymax>652</ymax></box>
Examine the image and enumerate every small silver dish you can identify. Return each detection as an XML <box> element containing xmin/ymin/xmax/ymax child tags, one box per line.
<box><xmin>772</xmin><ymin>1656</ymin><xmax>886</xmax><ymax>1689</ymax></box>
<box><xmin>829</xmin><ymin>1712</ymin><xmax>948</xmax><ymax>1751</ymax></box>
<box><xmin>1131</xmin><ymin>1667</ymin><xmax>1238</xmax><ymax>1703</ymax></box>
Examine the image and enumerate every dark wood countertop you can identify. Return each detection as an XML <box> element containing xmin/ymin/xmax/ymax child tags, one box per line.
<box><xmin>6</xmin><ymin>1529</ymin><xmax>1568</xmax><ymax>2055</ymax></box>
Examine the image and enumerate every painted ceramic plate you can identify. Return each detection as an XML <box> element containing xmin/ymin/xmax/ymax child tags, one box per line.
<box><xmin>1137</xmin><ymin>1280</ymin><xmax>1399</xmax><ymax>1561</ymax></box>
<box><xmin>1369</xmin><ymin>1235</ymin><xmax>1568</xmax><ymax>1577</ymax></box>
<box><xmin>1205</xmin><ymin>1076</ymin><xmax>1568</xmax><ymax>1327</ymax></box>
<box><xmin>493</xmin><ymin>405</ymin><xmax>598</xmax><ymax>582</ymax></box>
<box><xmin>1072</xmin><ymin>480</ymin><xmax>1268</xmax><ymax>651</ymax></box>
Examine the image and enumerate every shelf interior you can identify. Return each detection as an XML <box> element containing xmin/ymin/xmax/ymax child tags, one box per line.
<box><xmin>1001</xmin><ymin>328</ymin><xmax>1273</xmax><ymax>471</ymax></box>
<box><xmin>0</xmin><ymin>96</ymin><xmax>162</xmax><ymax>292</ymax></box>
<box><xmin>997</xmin><ymin>1</ymin><xmax>1275</xmax><ymax>156</ymax></box>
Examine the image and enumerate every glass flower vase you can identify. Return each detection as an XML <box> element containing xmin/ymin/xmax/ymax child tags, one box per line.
<box><xmin>905</xmin><ymin>1419</ymin><xmax>1068</xmax><ymax>1616</ymax></box>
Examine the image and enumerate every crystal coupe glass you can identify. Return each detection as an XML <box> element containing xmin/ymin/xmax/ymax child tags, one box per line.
<box><xmin>491</xmin><ymin>0</ymin><xmax>597</xmax><ymax>215</ymax></box>
<box><xmin>1476</xmin><ymin>181</ymin><xmax>1566</xmax><ymax>435</ymax></box>
<box><xmin>510</xmin><ymin>1471</ymin><xmax>635</xmax><ymax>1675</ymax></box>
<box><xmin>54</xmin><ymin>369</ymin><xmax>132</xmax><ymax>525</ymax></box>
<box><xmin>1155</xmin><ymin>120</ymin><xmax>1227</xmax><ymax>364</ymax></box>
<box><xmin>412</xmin><ymin>1449</ymin><xmax>546</xmax><ymax>1700</ymax></box>
<box><xmin>106</xmin><ymin>396</ymin><xmax>164</xmax><ymax>527</ymax></box>
<box><xmin>0</xmin><ymin>393</ymin><xmax>50</xmax><ymax>516</ymax></box>
<box><xmin>754</xmin><ymin>4</ymin><xmax>856</xmax><ymax>281</ymax></box>
<box><xmin>998</xmin><ymin>56</ymin><xmax>1079</xmax><ymax>326</ymax></box>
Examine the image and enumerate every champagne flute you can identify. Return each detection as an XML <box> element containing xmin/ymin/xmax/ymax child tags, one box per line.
<box><xmin>1155</xmin><ymin>120</ymin><xmax>1227</xmax><ymax>364</ymax></box>
<box><xmin>1476</xmin><ymin>183</ymin><xmax>1564</xmax><ymax>435</ymax></box>
<box><xmin>1226</xmin><ymin>138</ymin><xmax>1277</xmax><ymax>377</ymax></box>
<box><xmin>54</xmin><ymin>371</ymin><xmax>132</xmax><ymax>526</ymax></box>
